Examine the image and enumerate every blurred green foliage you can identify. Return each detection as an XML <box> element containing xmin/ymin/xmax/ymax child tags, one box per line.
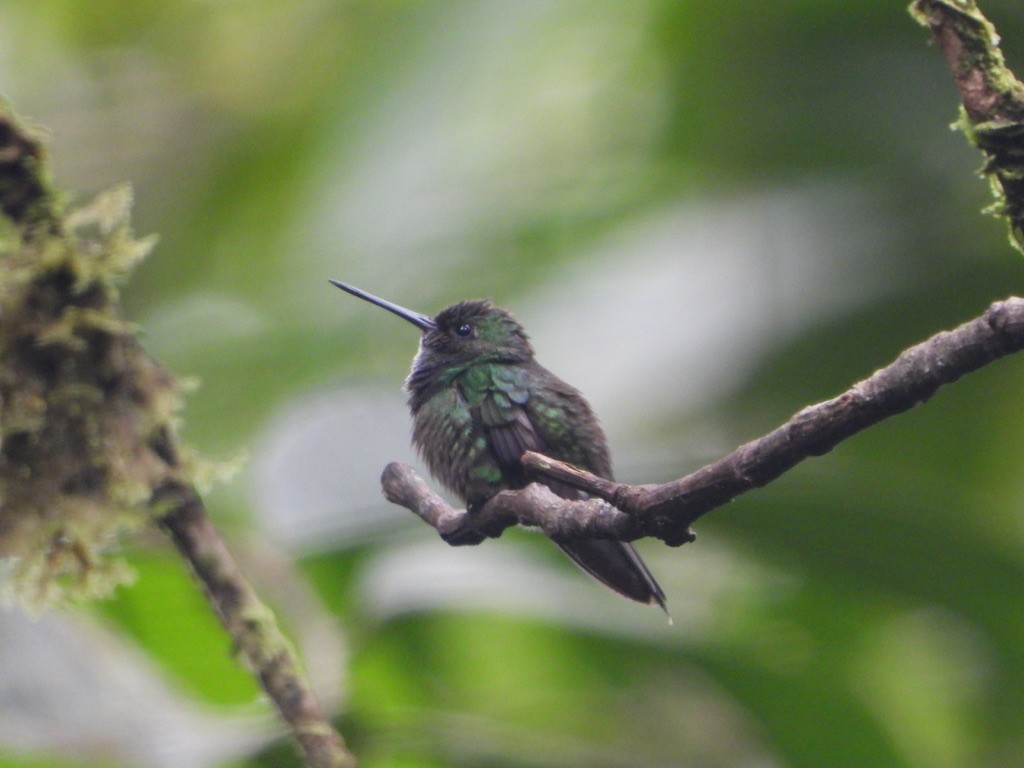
<box><xmin>4</xmin><ymin>1</ymin><xmax>1024</xmax><ymax>767</ymax></box>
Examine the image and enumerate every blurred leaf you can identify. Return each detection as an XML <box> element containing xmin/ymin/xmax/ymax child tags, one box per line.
<box><xmin>0</xmin><ymin>756</ymin><xmax>108</xmax><ymax>768</ymax></box>
<box><xmin>95</xmin><ymin>549</ymin><xmax>260</xmax><ymax>706</ymax></box>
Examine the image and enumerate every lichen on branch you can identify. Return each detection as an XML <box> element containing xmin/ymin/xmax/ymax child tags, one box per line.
<box><xmin>910</xmin><ymin>0</ymin><xmax>1024</xmax><ymax>252</ymax></box>
<box><xmin>0</xmin><ymin>107</ymin><xmax>191</xmax><ymax>606</ymax></box>
<box><xmin>0</xmin><ymin>103</ymin><xmax>355</xmax><ymax>768</ymax></box>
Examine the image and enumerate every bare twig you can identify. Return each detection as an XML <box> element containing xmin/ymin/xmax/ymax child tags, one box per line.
<box><xmin>383</xmin><ymin>296</ymin><xmax>1024</xmax><ymax>547</ymax></box>
<box><xmin>155</xmin><ymin>482</ymin><xmax>357</xmax><ymax>768</ymax></box>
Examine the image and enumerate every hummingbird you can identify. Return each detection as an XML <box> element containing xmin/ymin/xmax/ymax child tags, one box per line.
<box><xmin>331</xmin><ymin>280</ymin><xmax>667</xmax><ymax>611</ymax></box>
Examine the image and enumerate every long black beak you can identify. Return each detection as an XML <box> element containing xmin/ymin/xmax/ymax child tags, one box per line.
<box><xmin>329</xmin><ymin>280</ymin><xmax>436</xmax><ymax>331</ymax></box>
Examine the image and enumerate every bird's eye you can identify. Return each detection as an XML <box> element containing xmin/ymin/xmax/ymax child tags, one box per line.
<box><xmin>455</xmin><ymin>323</ymin><xmax>472</xmax><ymax>338</ymax></box>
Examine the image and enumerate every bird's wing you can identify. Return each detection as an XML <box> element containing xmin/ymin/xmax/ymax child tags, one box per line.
<box><xmin>467</xmin><ymin>364</ymin><xmax>667</xmax><ymax>610</ymax></box>
<box><xmin>477</xmin><ymin>383</ymin><xmax>540</xmax><ymax>487</ymax></box>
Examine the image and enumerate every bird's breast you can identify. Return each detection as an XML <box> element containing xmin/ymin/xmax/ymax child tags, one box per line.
<box><xmin>410</xmin><ymin>384</ymin><xmax>505</xmax><ymax>506</ymax></box>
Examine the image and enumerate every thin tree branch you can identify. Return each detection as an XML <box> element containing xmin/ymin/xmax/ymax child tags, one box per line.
<box><xmin>381</xmin><ymin>463</ymin><xmax>646</xmax><ymax>545</ymax></box>
<box><xmin>154</xmin><ymin>482</ymin><xmax>356</xmax><ymax>768</ymax></box>
<box><xmin>383</xmin><ymin>296</ymin><xmax>1024</xmax><ymax>547</ymax></box>
<box><xmin>909</xmin><ymin>0</ymin><xmax>1023</xmax><ymax>122</ymax></box>
<box><xmin>910</xmin><ymin>0</ymin><xmax>1024</xmax><ymax>250</ymax></box>
<box><xmin>0</xmin><ymin>99</ymin><xmax>357</xmax><ymax>768</ymax></box>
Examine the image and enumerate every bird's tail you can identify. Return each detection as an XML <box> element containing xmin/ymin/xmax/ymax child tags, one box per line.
<box><xmin>555</xmin><ymin>538</ymin><xmax>668</xmax><ymax>614</ymax></box>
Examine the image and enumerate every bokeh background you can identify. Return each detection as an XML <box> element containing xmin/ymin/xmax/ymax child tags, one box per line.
<box><xmin>3</xmin><ymin>1</ymin><xmax>1024</xmax><ymax>767</ymax></box>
